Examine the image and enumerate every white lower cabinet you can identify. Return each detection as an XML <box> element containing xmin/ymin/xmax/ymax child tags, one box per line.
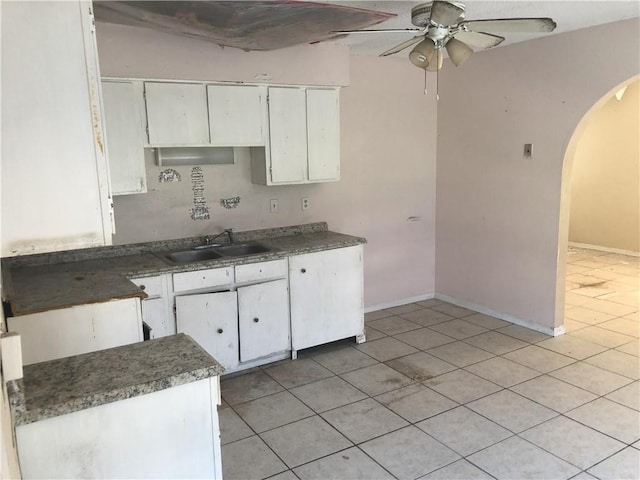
<box><xmin>172</xmin><ymin>249</ymin><xmax>363</xmax><ymax>371</ymax></box>
<box><xmin>7</xmin><ymin>298</ymin><xmax>143</xmax><ymax>365</ymax></box>
<box><xmin>238</xmin><ymin>279</ymin><xmax>290</xmax><ymax>362</ymax></box>
<box><xmin>289</xmin><ymin>245</ymin><xmax>365</xmax><ymax>352</ymax></box>
<box><xmin>173</xmin><ymin>260</ymin><xmax>290</xmax><ymax>373</ymax></box>
<box><xmin>16</xmin><ymin>377</ymin><xmax>222</xmax><ymax>479</ymax></box>
<box><xmin>130</xmin><ymin>274</ymin><xmax>174</xmax><ymax>339</ymax></box>
<box><xmin>176</xmin><ymin>291</ymin><xmax>240</xmax><ymax>371</ymax></box>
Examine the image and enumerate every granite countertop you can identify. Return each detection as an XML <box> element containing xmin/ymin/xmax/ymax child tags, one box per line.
<box><xmin>2</xmin><ymin>222</ymin><xmax>366</xmax><ymax>316</ymax></box>
<box><xmin>9</xmin><ymin>334</ymin><xmax>224</xmax><ymax>426</ymax></box>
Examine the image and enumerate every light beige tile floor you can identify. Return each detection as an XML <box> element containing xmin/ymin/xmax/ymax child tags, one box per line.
<box><xmin>220</xmin><ymin>247</ymin><xmax>639</xmax><ymax>479</ymax></box>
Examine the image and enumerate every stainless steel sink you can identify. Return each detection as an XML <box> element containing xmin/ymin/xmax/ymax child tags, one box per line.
<box><xmin>159</xmin><ymin>242</ymin><xmax>271</xmax><ymax>264</ymax></box>
<box><xmin>213</xmin><ymin>243</ymin><xmax>271</xmax><ymax>257</ymax></box>
<box><xmin>163</xmin><ymin>249</ymin><xmax>224</xmax><ymax>264</ymax></box>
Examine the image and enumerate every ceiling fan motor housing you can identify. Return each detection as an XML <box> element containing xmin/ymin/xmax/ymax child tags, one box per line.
<box><xmin>411</xmin><ymin>1</ymin><xmax>466</xmax><ymax>27</ymax></box>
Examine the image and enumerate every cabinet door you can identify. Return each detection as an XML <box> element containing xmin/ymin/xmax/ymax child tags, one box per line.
<box><xmin>289</xmin><ymin>246</ymin><xmax>364</xmax><ymax>351</ymax></box>
<box><xmin>145</xmin><ymin>82</ymin><xmax>209</xmax><ymax>146</ymax></box>
<box><xmin>102</xmin><ymin>81</ymin><xmax>147</xmax><ymax>195</ymax></box>
<box><xmin>141</xmin><ymin>297</ymin><xmax>174</xmax><ymax>339</ymax></box>
<box><xmin>268</xmin><ymin>87</ymin><xmax>308</xmax><ymax>184</ymax></box>
<box><xmin>307</xmin><ymin>88</ymin><xmax>340</xmax><ymax>182</ymax></box>
<box><xmin>175</xmin><ymin>291</ymin><xmax>239</xmax><ymax>370</ymax></box>
<box><xmin>208</xmin><ymin>85</ymin><xmax>266</xmax><ymax>146</ymax></box>
<box><xmin>238</xmin><ymin>279</ymin><xmax>290</xmax><ymax>362</ymax></box>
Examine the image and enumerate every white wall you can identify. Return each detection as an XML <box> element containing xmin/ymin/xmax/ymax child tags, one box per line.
<box><xmin>569</xmin><ymin>79</ymin><xmax>640</xmax><ymax>254</ymax></box>
<box><xmin>435</xmin><ymin>18</ymin><xmax>640</xmax><ymax>333</ymax></box>
<box><xmin>96</xmin><ymin>24</ymin><xmax>437</xmax><ymax>309</ymax></box>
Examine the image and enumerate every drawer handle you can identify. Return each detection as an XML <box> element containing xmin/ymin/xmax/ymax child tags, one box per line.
<box><xmin>301</xmin><ymin>268</ymin><xmax>306</xmax><ymax>273</ymax></box>
<box><xmin>217</xmin><ymin>328</ymin><xmax>224</xmax><ymax>334</ymax></box>
<box><xmin>253</xmin><ymin>317</ymin><xmax>260</xmax><ymax>323</ymax></box>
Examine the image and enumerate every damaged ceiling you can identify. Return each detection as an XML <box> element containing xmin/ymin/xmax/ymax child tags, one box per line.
<box><xmin>93</xmin><ymin>1</ymin><xmax>394</xmax><ymax>51</ymax></box>
<box><xmin>93</xmin><ymin>1</ymin><xmax>640</xmax><ymax>55</ymax></box>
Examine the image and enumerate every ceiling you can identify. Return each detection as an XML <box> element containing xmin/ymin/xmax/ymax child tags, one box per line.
<box><xmin>328</xmin><ymin>1</ymin><xmax>640</xmax><ymax>55</ymax></box>
<box><xmin>94</xmin><ymin>1</ymin><xmax>640</xmax><ymax>58</ymax></box>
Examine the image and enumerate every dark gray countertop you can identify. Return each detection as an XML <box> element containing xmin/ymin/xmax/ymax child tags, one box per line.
<box><xmin>9</xmin><ymin>334</ymin><xmax>224</xmax><ymax>426</ymax></box>
<box><xmin>2</xmin><ymin>222</ymin><xmax>366</xmax><ymax>316</ymax></box>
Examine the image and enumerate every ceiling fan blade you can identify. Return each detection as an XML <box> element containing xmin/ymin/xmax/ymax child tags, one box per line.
<box><xmin>331</xmin><ymin>28</ymin><xmax>424</xmax><ymax>34</ymax></box>
<box><xmin>461</xmin><ymin>18</ymin><xmax>557</xmax><ymax>33</ymax></box>
<box><xmin>453</xmin><ymin>30</ymin><xmax>504</xmax><ymax>49</ymax></box>
<box><xmin>430</xmin><ymin>1</ymin><xmax>465</xmax><ymax>27</ymax></box>
<box><xmin>445</xmin><ymin>38</ymin><xmax>473</xmax><ymax>66</ymax></box>
<box><xmin>380</xmin><ymin>35</ymin><xmax>425</xmax><ymax>57</ymax></box>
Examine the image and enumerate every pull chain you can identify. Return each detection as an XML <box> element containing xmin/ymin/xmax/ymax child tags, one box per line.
<box><xmin>436</xmin><ymin>50</ymin><xmax>440</xmax><ymax>101</ymax></box>
<box><xmin>424</xmin><ymin>67</ymin><xmax>428</xmax><ymax>95</ymax></box>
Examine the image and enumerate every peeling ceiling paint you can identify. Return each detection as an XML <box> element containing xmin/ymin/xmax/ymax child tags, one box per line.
<box><xmin>93</xmin><ymin>1</ymin><xmax>394</xmax><ymax>51</ymax></box>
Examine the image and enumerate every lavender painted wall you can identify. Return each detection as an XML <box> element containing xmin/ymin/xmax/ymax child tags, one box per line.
<box><xmin>435</xmin><ymin>18</ymin><xmax>640</xmax><ymax>333</ymax></box>
<box><xmin>96</xmin><ymin>24</ymin><xmax>437</xmax><ymax>309</ymax></box>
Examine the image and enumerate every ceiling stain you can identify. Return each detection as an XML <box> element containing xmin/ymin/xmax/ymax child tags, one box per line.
<box><xmin>93</xmin><ymin>1</ymin><xmax>395</xmax><ymax>51</ymax></box>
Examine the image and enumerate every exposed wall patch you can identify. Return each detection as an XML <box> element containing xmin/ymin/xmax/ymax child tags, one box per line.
<box><xmin>159</xmin><ymin>168</ymin><xmax>181</xmax><ymax>183</ymax></box>
<box><xmin>190</xmin><ymin>167</ymin><xmax>210</xmax><ymax>221</ymax></box>
<box><xmin>220</xmin><ymin>196</ymin><xmax>240</xmax><ymax>209</ymax></box>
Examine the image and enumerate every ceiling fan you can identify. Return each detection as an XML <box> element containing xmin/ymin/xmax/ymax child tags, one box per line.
<box><xmin>333</xmin><ymin>1</ymin><xmax>557</xmax><ymax>71</ymax></box>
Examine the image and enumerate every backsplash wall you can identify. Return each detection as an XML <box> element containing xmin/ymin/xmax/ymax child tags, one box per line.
<box><xmin>112</xmin><ymin>148</ymin><xmax>324</xmax><ymax>243</ymax></box>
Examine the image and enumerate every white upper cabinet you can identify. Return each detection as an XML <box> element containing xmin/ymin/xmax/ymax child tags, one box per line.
<box><xmin>268</xmin><ymin>87</ymin><xmax>309</xmax><ymax>183</ymax></box>
<box><xmin>144</xmin><ymin>82</ymin><xmax>209</xmax><ymax>146</ymax></box>
<box><xmin>207</xmin><ymin>85</ymin><xmax>266</xmax><ymax>146</ymax></box>
<box><xmin>307</xmin><ymin>88</ymin><xmax>341</xmax><ymax>182</ymax></box>
<box><xmin>102</xmin><ymin>80</ymin><xmax>147</xmax><ymax>195</ymax></box>
<box><xmin>251</xmin><ymin>86</ymin><xmax>340</xmax><ymax>185</ymax></box>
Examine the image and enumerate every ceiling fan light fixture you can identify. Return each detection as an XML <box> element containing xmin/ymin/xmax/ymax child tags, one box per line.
<box><xmin>445</xmin><ymin>37</ymin><xmax>473</xmax><ymax>66</ymax></box>
<box><xmin>425</xmin><ymin>48</ymin><xmax>444</xmax><ymax>71</ymax></box>
<box><xmin>409</xmin><ymin>38</ymin><xmax>436</xmax><ymax>68</ymax></box>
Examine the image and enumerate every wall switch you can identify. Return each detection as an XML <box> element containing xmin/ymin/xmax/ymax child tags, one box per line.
<box><xmin>269</xmin><ymin>199</ymin><xmax>278</xmax><ymax>213</ymax></box>
<box><xmin>524</xmin><ymin>143</ymin><xmax>533</xmax><ymax>157</ymax></box>
<box><xmin>301</xmin><ymin>197</ymin><xmax>310</xmax><ymax>211</ymax></box>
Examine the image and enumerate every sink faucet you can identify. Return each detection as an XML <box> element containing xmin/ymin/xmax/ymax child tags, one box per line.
<box><xmin>203</xmin><ymin>228</ymin><xmax>234</xmax><ymax>247</ymax></box>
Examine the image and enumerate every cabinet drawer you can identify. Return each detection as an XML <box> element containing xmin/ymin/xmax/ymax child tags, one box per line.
<box><xmin>173</xmin><ymin>267</ymin><xmax>233</xmax><ymax>293</ymax></box>
<box><xmin>235</xmin><ymin>259</ymin><xmax>287</xmax><ymax>283</ymax></box>
<box><xmin>130</xmin><ymin>276</ymin><xmax>164</xmax><ymax>298</ymax></box>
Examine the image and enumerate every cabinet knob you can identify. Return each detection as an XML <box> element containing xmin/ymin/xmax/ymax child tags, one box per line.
<box><xmin>139</xmin><ymin>285</ymin><xmax>146</xmax><ymax>291</ymax></box>
<box><xmin>301</xmin><ymin>268</ymin><xmax>306</xmax><ymax>273</ymax></box>
<box><xmin>253</xmin><ymin>317</ymin><xmax>260</xmax><ymax>323</ymax></box>
<box><xmin>217</xmin><ymin>328</ymin><xmax>224</xmax><ymax>334</ymax></box>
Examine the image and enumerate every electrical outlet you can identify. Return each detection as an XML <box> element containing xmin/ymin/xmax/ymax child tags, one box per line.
<box><xmin>524</xmin><ymin>143</ymin><xmax>533</xmax><ymax>157</ymax></box>
<box><xmin>270</xmin><ymin>199</ymin><xmax>278</xmax><ymax>213</ymax></box>
<box><xmin>301</xmin><ymin>197</ymin><xmax>310</xmax><ymax>211</ymax></box>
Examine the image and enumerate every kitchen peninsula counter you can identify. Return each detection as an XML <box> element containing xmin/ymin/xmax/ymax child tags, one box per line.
<box><xmin>9</xmin><ymin>334</ymin><xmax>225</xmax><ymax>478</ymax></box>
<box><xmin>9</xmin><ymin>333</ymin><xmax>224</xmax><ymax>426</ymax></box>
<box><xmin>2</xmin><ymin>222</ymin><xmax>366</xmax><ymax>316</ymax></box>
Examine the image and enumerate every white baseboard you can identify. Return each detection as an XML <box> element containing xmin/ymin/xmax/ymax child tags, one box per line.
<box><xmin>569</xmin><ymin>242</ymin><xmax>639</xmax><ymax>257</ymax></box>
<box><xmin>364</xmin><ymin>293</ymin><xmax>435</xmax><ymax>313</ymax></box>
<box><xmin>434</xmin><ymin>293</ymin><xmax>563</xmax><ymax>337</ymax></box>
<box><xmin>365</xmin><ymin>292</ymin><xmax>564</xmax><ymax>337</ymax></box>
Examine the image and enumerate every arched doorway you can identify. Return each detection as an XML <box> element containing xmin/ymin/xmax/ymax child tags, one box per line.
<box><xmin>556</xmin><ymin>74</ymin><xmax>640</xmax><ymax>334</ymax></box>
